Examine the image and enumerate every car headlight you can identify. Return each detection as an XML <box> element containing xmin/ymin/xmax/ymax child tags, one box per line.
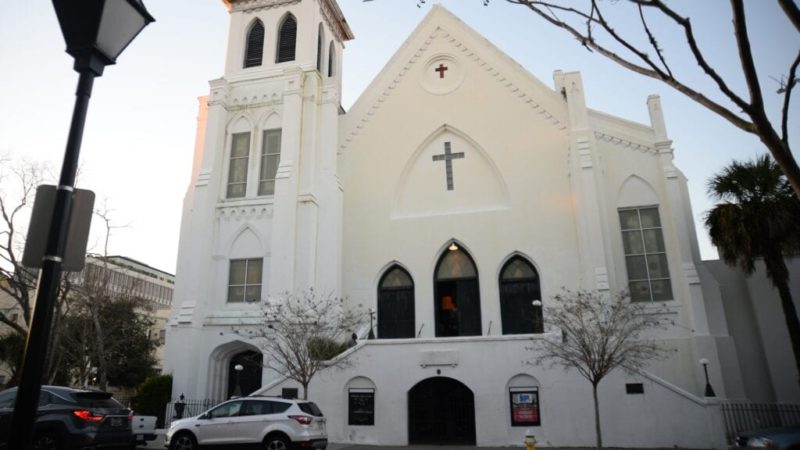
<box><xmin>746</xmin><ymin>437</ymin><xmax>774</xmax><ymax>448</ymax></box>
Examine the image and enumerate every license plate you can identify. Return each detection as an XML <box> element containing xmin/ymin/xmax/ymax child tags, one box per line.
<box><xmin>111</xmin><ymin>417</ymin><xmax>122</xmax><ymax>427</ymax></box>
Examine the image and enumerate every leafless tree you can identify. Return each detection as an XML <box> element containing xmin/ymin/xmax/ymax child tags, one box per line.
<box><xmin>401</xmin><ymin>1</ymin><xmax>800</xmax><ymax>197</ymax></box>
<box><xmin>533</xmin><ymin>290</ymin><xmax>667</xmax><ymax>450</ymax></box>
<box><xmin>233</xmin><ymin>289</ymin><xmax>366</xmax><ymax>399</ymax></box>
<box><xmin>0</xmin><ymin>156</ymin><xmax>48</xmax><ymax>336</ymax></box>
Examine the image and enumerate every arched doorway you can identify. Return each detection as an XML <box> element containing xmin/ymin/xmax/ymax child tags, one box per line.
<box><xmin>434</xmin><ymin>243</ymin><xmax>481</xmax><ymax>337</ymax></box>
<box><xmin>227</xmin><ymin>350</ymin><xmax>263</xmax><ymax>398</ymax></box>
<box><xmin>499</xmin><ymin>256</ymin><xmax>542</xmax><ymax>334</ymax></box>
<box><xmin>378</xmin><ymin>265</ymin><xmax>415</xmax><ymax>339</ymax></box>
<box><xmin>408</xmin><ymin>377</ymin><xmax>476</xmax><ymax>445</ymax></box>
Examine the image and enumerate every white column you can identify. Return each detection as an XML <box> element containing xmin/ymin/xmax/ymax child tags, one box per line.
<box><xmin>555</xmin><ymin>70</ymin><xmax>613</xmax><ymax>292</ymax></box>
<box><xmin>269</xmin><ymin>69</ymin><xmax>304</xmax><ymax>294</ymax></box>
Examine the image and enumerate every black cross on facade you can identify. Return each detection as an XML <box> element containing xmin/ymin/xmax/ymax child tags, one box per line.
<box><xmin>435</xmin><ymin>63</ymin><xmax>448</xmax><ymax>79</ymax></box>
<box><xmin>432</xmin><ymin>141</ymin><xmax>464</xmax><ymax>191</ymax></box>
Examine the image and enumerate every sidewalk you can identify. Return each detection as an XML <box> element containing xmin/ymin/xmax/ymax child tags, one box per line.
<box><xmin>138</xmin><ymin>431</ymin><xmax>527</xmax><ymax>449</ymax></box>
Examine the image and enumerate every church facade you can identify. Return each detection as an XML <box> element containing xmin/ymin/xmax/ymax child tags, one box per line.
<box><xmin>164</xmin><ymin>1</ymin><xmax>787</xmax><ymax>447</ymax></box>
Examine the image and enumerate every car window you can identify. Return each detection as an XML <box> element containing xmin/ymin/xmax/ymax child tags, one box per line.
<box><xmin>0</xmin><ymin>390</ymin><xmax>16</xmax><ymax>408</ymax></box>
<box><xmin>71</xmin><ymin>392</ymin><xmax>124</xmax><ymax>409</ymax></box>
<box><xmin>271</xmin><ymin>401</ymin><xmax>290</xmax><ymax>413</ymax></box>
<box><xmin>241</xmin><ymin>400</ymin><xmax>272</xmax><ymax>416</ymax></box>
<box><xmin>38</xmin><ymin>392</ymin><xmax>54</xmax><ymax>407</ymax></box>
<box><xmin>297</xmin><ymin>402</ymin><xmax>323</xmax><ymax>417</ymax></box>
<box><xmin>208</xmin><ymin>401</ymin><xmax>242</xmax><ymax>419</ymax></box>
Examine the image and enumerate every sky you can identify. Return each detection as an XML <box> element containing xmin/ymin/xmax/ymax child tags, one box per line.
<box><xmin>0</xmin><ymin>0</ymin><xmax>797</xmax><ymax>274</ymax></box>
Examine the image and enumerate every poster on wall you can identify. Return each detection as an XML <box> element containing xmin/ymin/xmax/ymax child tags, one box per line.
<box><xmin>509</xmin><ymin>387</ymin><xmax>540</xmax><ymax>426</ymax></box>
<box><xmin>348</xmin><ymin>388</ymin><xmax>375</xmax><ymax>425</ymax></box>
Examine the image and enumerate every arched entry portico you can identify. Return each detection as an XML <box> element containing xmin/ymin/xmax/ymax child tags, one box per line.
<box><xmin>227</xmin><ymin>350</ymin><xmax>263</xmax><ymax>398</ymax></box>
<box><xmin>207</xmin><ymin>340</ymin><xmax>263</xmax><ymax>401</ymax></box>
<box><xmin>408</xmin><ymin>377</ymin><xmax>476</xmax><ymax>445</ymax></box>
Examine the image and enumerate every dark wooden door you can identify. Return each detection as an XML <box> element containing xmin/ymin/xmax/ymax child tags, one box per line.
<box><xmin>378</xmin><ymin>287</ymin><xmax>415</xmax><ymax>338</ymax></box>
<box><xmin>408</xmin><ymin>377</ymin><xmax>476</xmax><ymax>445</ymax></box>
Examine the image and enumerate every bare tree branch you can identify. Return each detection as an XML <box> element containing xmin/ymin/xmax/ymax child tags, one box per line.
<box><xmin>532</xmin><ymin>290</ymin><xmax>668</xmax><ymax>450</ymax></box>
<box><xmin>782</xmin><ymin>51</ymin><xmax>800</xmax><ymax>144</ymax></box>
<box><xmin>779</xmin><ymin>0</ymin><xmax>800</xmax><ymax>33</ymax></box>
<box><xmin>232</xmin><ymin>290</ymin><xmax>366</xmax><ymax>399</ymax></box>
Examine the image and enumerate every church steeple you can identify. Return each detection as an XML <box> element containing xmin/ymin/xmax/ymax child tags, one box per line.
<box><xmin>220</xmin><ymin>0</ymin><xmax>353</xmax><ymax>79</ymax></box>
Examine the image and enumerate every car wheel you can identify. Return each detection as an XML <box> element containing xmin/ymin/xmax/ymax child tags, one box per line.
<box><xmin>32</xmin><ymin>431</ymin><xmax>60</xmax><ymax>450</ymax></box>
<box><xmin>170</xmin><ymin>431</ymin><xmax>197</xmax><ymax>450</ymax></box>
<box><xmin>264</xmin><ymin>434</ymin><xmax>290</xmax><ymax>450</ymax></box>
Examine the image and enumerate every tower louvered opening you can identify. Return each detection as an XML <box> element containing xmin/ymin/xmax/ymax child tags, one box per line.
<box><xmin>276</xmin><ymin>15</ymin><xmax>297</xmax><ymax>63</ymax></box>
<box><xmin>244</xmin><ymin>20</ymin><xmax>264</xmax><ymax>68</ymax></box>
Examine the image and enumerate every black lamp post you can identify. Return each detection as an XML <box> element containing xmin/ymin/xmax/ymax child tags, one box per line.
<box><xmin>233</xmin><ymin>364</ymin><xmax>244</xmax><ymax>397</ymax></box>
<box><xmin>10</xmin><ymin>2</ymin><xmax>153</xmax><ymax>448</ymax></box>
<box><xmin>700</xmin><ymin>358</ymin><xmax>716</xmax><ymax>397</ymax></box>
<box><xmin>532</xmin><ymin>300</ymin><xmax>543</xmax><ymax>334</ymax></box>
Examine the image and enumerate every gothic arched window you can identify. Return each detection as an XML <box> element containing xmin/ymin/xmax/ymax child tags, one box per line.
<box><xmin>316</xmin><ymin>23</ymin><xmax>325</xmax><ymax>73</ymax></box>
<box><xmin>243</xmin><ymin>19</ymin><xmax>264</xmax><ymax>68</ymax></box>
<box><xmin>499</xmin><ymin>256</ymin><xmax>542</xmax><ymax>334</ymax></box>
<box><xmin>377</xmin><ymin>265</ymin><xmax>415</xmax><ymax>339</ymax></box>
<box><xmin>276</xmin><ymin>14</ymin><xmax>297</xmax><ymax>63</ymax></box>
<box><xmin>327</xmin><ymin>41</ymin><xmax>335</xmax><ymax>77</ymax></box>
<box><xmin>434</xmin><ymin>244</ymin><xmax>481</xmax><ymax>337</ymax></box>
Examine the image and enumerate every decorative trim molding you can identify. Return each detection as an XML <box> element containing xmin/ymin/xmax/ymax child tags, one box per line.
<box><xmin>683</xmin><ymin>262</ymin><xmax>700</xmax><ymax>285</ymax></box>
<box><xmin>340</xmin><ymin>26</ymin><xmax>567</xmax><ymax>154</ymax></box>
<box><xmin>593</xmin><ymin>131</ymin><xmax>655</xmax><ymax>153</ymax></box>
<box><xmin>228</xmin><ymin>0</ymin><xmax>299</xmax><ymax>13</ymax></box>
<box><xmin>216</xmin><ymin>200</ymin><xmax>274</xmax><ymax>220</ymax></box>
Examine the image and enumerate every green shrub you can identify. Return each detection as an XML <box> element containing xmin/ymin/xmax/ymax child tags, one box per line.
<box><xmin>132</xmin><ymin>374</ymin><xmax>172</xmax><ymax>428</ymax></box>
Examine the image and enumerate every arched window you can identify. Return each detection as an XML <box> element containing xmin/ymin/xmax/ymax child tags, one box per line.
<box><xmin>327</xmin><ymin>41</ymin><xmax>335</xmax><ymax>77</ymax></box>
<box><xmin>434</xmin><ymin>243</ymin><xmax>481</xmax><ymax>337</ymax></box>
<box><xmin>377</xmin><ymin>265</ymin><xmax>415</xmax><ymax>339</ymax></box>
<box><xmin>499</xmin><ymin>256</ymin><xmax>542</xmax><ymax>334</ymax></box>
<box><xmin>243</xmin><ymin>19</ymin><xmax>264</xmax><ymax>68</ymax></box>
<box><xmin>276</xmin><ymin>14</ymin><xmax>297</xmax><ymax>63</ymax></box>
<box><xmin>316</xmin><ymin>23</ymin><xmax>325</xmax><ymax>73</ymax></box>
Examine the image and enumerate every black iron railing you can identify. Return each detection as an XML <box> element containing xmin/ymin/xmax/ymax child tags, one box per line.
<box><xmin>722</xmin><ymin>402</ymin><xmax>800</xmax><ymax>443</ymax></box>
<box><xmin>163</xmin><ymin>398</ymin><xmax>222</xmax><ymax>428</ymax></box>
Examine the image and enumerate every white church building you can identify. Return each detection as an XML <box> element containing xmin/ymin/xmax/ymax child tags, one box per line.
<box><xmin>165</xmin><ymin>0</ymin><xmax>799</xmax><ymax>447</ymax></box>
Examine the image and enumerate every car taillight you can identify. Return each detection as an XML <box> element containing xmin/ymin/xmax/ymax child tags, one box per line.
<box><xmin>289</xmin><ymin>415</ymin><xmax>312</xmax><ymax>425</ymax></box>
<box><xmin>73</xmin><ymin>409</ymin><xmax>104</xmax><ymax>422</ymax></box>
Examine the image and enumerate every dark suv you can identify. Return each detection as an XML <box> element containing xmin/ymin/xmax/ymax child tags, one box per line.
<box><xmin>0</xmin><ymin>385</ymin><xmax>132</xmax><ymax>450</ymax></box>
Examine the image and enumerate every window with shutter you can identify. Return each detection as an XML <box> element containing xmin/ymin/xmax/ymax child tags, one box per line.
<box><xmin>276</xmin><ymin>14</ymin><xmax>297</xmax><ymax>63</ymax></box>
<box><xmin>316</xmin><ymin>23</ymin><xmax>324</xmax><ymax>73</ymax></box>
<box><xmin>327</xmin><ymin>41</ymin><xmax>335</xmax><ymax>77</ymax></box>
<box><xmin>227</xmin><ymin>132</ymin><xmax>250</xmax><ymax>198</ymax></box>
<box><xmin>243</xmin><ymin>20</ymin><xmax>264</xmax><ymax>68</ymax></box>
<box><xmin>258</xmin><ymin>129</ymin><xmax>282</xmax><ymax>195</ymax></box>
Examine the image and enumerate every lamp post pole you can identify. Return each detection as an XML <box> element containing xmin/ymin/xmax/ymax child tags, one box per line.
<box><xmin>532</xmin><ymin>300</ymin><xmax>543</xmax><ymax>334</ymax></box>
<box><xmin>700</xmin><ymin>358</ymin><xmax>716</xmax><ymax>397</ymax></box>
<box><xmin>10</xmin><ymin>2</ymin><xmax>153</xmax><ymax>447</ymax></box>
<box><xmin>9</xmin><ymin>69</ymin><xmax>96</xmax><ymax>450</ymax></box>
<box><xmin>233</xmin><ymin>364</ymin><xmax>244</xmax><ymax>397</ymax></box>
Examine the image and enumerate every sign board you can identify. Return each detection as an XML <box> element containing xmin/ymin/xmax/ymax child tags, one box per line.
<box><xmin>22</xmin><ymin>185</ymin><xmax>94</xmax><ymax>272</ymax></box>
<box><xmin>510</xmin><ymin>386</ymin><xmax>540</xmax><ymax>426</ymax></box>
<box><xmin>348</xmin><ymin>388</ymin><xmax>375</xmax><ymax>426</ymax></box>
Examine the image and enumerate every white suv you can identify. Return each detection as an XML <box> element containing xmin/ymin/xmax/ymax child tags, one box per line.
<box><xmin>165</xmin><ymin>397</ymin><xmax>327</xmax><ymax>450</ymax></box>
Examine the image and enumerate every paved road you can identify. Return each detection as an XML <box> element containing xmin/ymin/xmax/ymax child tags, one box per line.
<box><xmin>136</xmin><ymin>433</ymin><xmax>528</xmax><ymax>449</ymax></box>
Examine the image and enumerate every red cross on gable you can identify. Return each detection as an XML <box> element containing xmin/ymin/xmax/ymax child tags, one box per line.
<box><xmin>435</xmin><ymin>63</ymin><xmax>448</xmax><ymax>79</ymax></box>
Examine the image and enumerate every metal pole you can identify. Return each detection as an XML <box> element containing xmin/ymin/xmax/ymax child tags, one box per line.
<box><xmin>703</xmin><ymin>363</ymin><xmax>716</xmax><ymax>397</ymax></box>
<box><xmin>9</xmin><ymin>70</ymin><xmax>95</xmax><ymax>449</ymax></box>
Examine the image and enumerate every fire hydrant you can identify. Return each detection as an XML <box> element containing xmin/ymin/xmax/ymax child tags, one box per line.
<box><xmin>524</xmin><ymin>432</ymin><xmax>537</xmax><ymax>450</ymax></box>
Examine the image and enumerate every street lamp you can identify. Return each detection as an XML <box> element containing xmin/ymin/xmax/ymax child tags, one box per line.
<box><xmin>699</xmin><ymin>358</ymin><xmax>716</xmax><ymax>397</ymax></box>
<box><xmin>532</xmin><ymin>300</ymin><xmax>543</xmax><ymax>334</ymax></box>
<box><xmin>10</xmin><ymin>2</ymin><xmax>153</xmax><ymax>448</ymax></box>
<box><xmin>233</xmin><ymin>364</ymin><xmax>244</xmax><ymax>397</ymax></box>
<box><xmin>368</xmin><ymin>308</ymin><xmax>376</xmax><ymax>339</ymax></box>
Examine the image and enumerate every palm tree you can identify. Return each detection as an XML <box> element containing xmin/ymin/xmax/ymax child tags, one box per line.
<box><xmin>706</xmin><ymin>155</ymin><xmax>800</xmax><ymax>380</ymax></box>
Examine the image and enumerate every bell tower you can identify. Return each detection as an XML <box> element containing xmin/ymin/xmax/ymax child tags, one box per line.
<box><xmin>167</xmin><ymin>0</ymin><xmax>352</xmax><ymax>399</ymax></box>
